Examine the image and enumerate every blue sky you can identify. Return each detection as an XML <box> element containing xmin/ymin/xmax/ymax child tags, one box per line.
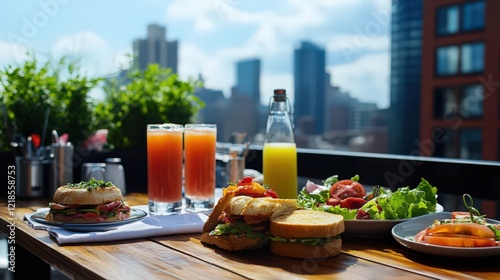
<box><xmin>1</xmin><ymin>0</ymin><xmax>391</xmax><ymax>108</ymax></box>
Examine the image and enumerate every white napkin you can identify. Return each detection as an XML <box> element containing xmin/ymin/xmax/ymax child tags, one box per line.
<box><xmin>24</xmin><ymin>206</ymin><xmax>208</xmax><ymax>245</ymax></box>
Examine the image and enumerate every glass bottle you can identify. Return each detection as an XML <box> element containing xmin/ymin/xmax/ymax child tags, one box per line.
<box><xmin>263</xmin><ymin>89</ymin><xmax>298</xmax><ymax>199</ymax></box>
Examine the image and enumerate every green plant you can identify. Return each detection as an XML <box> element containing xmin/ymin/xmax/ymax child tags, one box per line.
<box><xmin>0</xmin><ymin>54</ymin><xmax>101</xmax><ymax>151</ymax></box>
<box><xmin>95</xmin><ymin>64</ymin><xmax>204</xmax><ymax>148</ymax></box>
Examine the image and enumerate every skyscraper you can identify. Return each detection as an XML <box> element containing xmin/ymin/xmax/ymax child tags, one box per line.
<box><xmin>234</xmin><ymin>58</ymin><xmax>261</xmax><ymax>104</ymax></box>
<box><xmin>388</xmin><ymin>0</ymin><xmax>423</xmax><ymax>155</ymax></box>
<box><xmin>133</xmin><ymin>24</ymin><xmax>178</xmax><ymax>73</ymax></box>
<box><xmin>294</xmin><ymin>41</ymin><xmax>326</xmax><ymax>135</ymax></box>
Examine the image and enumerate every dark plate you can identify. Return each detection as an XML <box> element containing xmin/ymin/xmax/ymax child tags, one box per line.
<box><xmin>343</xmin><ymin>203</ymin><xmax>443</xmax><ymax>238</ymax></box>
<box><xmin>30</xmin><ymin>208</ymin><xmax>147</xmax><ymax>232</ymax></box>
<box><xmin>392</xmin><ymin>212</ymin><xmax>500</xmax><ymax>257</ymax></box>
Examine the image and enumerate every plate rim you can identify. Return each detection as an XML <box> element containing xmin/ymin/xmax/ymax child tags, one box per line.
<box><xmin>391</xmin><ymin>212</ymin><xmax>500</xmax><ymax>257</ymax></box>
<box><xmin>30</xmin><ymin>208</ymin><xmax>147</xmax><ymax>228</ymax></box>
<box><xmin>341</xmin><ymin>203</ymin><xmax>444</xmax><ymax>237</ymax></box>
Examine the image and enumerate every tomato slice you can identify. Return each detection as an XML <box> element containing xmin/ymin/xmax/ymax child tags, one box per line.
<box><xmin>427</xmin><ymin>223</ymin><xmax>495</xmax><ymax>239</ymax></box>
<box><xmin>423</xmin><ymin>234</ymin><xmax>496</xmax><ymax>247</ymax></box>
<box><xmin>237</xmin><ymin>176</ymin><xmax>253</xmax><ymax>186</ymax></box>
<box><xmin>330</xmin><ymin>180</ymin><xmax>366</xmax><ymax>199</ymax></box>
<box><xmin>264</xmin><ymin>189</ymin><xmax>279</xmax><ymax>198</ymax></box>
<box><xmin>339</xmin><ymin>197</ymin><xmax>367</xmax><ymax>209</ymax></box>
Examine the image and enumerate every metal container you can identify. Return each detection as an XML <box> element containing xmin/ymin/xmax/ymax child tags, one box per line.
<box><xmin>15</xmin><ymin>156</ymin><xmax>45</xmax><ymax>198</ymax></box>
<box><xmin>49</xmin><ymin>143</ymin><xmax>74</xmax><ymax>198</ymax></box>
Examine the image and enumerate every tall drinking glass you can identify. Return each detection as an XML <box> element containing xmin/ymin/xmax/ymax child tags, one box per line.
<box><xmin>147</xmin><ymin>124</ymin><xmax>183</xmax><ymax>215</ymax></box>
<box><xmin>184</xmin><ymin>124</ymin><xmax>217</xmax><ymax>213</ymax></box>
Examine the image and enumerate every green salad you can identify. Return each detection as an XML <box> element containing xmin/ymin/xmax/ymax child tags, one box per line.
<box><xmin>297</xmin><ymin>178</ymin><xmax>438</xmax><ymax>220</ymax></box>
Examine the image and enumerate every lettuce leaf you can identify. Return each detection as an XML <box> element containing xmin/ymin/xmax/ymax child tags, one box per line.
<box><xmin>211</xmin><ymin>222</ymin><xmax>266</xmax><ymax>239</ymax></box>
<box><xmin>362</xmin><ymin>178</ymin><xmax>438</xmax><ymax>219</ymax></box>
<box><xmin>269</xmin><ymin>235</ymin><xmax>340</xmax><ymax>246</ymax></box>
<box><xmin>297</xmin><ymin>188</ymin><xmax>329</xmax><ymax>209</ymax></box>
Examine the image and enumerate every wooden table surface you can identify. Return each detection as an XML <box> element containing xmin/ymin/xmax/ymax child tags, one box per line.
<box><xmin>1</xmin><ymin>193</ymin><xmax>499</xmax><ymax>280</ymax></box>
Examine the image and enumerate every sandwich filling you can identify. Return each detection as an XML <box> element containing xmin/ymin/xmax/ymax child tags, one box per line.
<box><xmin>208</xmin><ymin>176</ymin><xmax>279</xmax><ymax>239</ymax></box>
<box><xmin>210</xmin><ymin>213</ymin><xmax>269</xmax><ymax>239</ymax></box>
<box><xmin>48</xmin><ymin>200</ymin><xmax>131</xmax><ymax>222</ymax></box>
<box><xmin>47</xmin><ymin>178</ymin><xmax>131</xmax><ymax>223</ymax></box>
<box><xmin>270</xmin><ymin>235</ymin><xmax>341</xmax><ymax>246</ymax></box>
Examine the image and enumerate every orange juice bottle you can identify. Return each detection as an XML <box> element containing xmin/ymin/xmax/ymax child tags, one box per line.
<box><xmin>263</xmin><ymin>89</ymin><xmax>298</xmax><ymax>199</ymax></box>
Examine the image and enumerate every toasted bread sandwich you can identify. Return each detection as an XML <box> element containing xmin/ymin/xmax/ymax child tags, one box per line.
<box><xmin>201</xmin><ymin>176</ymin><xmax>298</xmax><ymax>251</ymax></box>
<box><xmin>269</xmin><ymin>210</ymin><xmax>344</xmax><ymax>259</ymax></box>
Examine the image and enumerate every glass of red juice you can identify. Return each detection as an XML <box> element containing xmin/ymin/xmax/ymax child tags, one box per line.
<box><xmin>147</xmin><ymin>124</ymin><xmax>183</xmax><ymax>215</ymax></box>
<box><xmin>184</xmin><ymin>124</ymin><xmax>217</xmax><ymax>213</ymax></box>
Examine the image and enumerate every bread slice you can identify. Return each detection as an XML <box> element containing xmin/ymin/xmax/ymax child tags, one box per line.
<box><xmin>200</xmin><ymin>233</ymin><xmax>267</xmax><ymax>251</ymax></box>
<box><xmin>270</xmin><ymin>210</ymin><xmax>344</xmax><ymax>238</ymax></box>
<box><xmin>270</xmin><ymin>238</ymin><xmax>342</xmax><ymax>259</ymax></box>
<box><xmin>202</xmin><ymin>191</ymin><xmax>236</xmax><ymax>233</ymax></box>
<box><xmin>53</xmin><ymin>185</ymin><xmax>122</xmax><ymax>205</ymax></box>
<box><xmin>224</xmin><ymin>196</ymin><xmax>298</xmax><ymax>218</ymax></box>
<box><xmin>269</xmin><ymin>210</ymin><xmax>344</xmax><ymax>259</ymax></box>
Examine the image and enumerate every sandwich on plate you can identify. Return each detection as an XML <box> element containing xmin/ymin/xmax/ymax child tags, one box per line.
<box><xmin>46</xmin><ymin>178</ymin><xmax>131</xmax><ymax>223</ymax></box>
<box><xmin>201</xmin><ymin>176</ymin><xmax>298</xmax><ymax>251</ymax></box>
<box><xmin>269</xmin><ymin>210</ymin><xmax>345</xmax><ymax>259</ymax></box>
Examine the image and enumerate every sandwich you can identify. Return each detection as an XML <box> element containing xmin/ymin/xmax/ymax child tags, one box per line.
<box><xmin>46</xmin><ymin>178</ymin><xmax>131</xmax><ymax>223</ymax></box>
<box><xmin>201</xmin><ymin>176</ymin><xmax>298</xmax><ymax>251</ymax></box>
<box><xmin>269</xmin><ymin>210</ymin><xmax>344</xmax><ymax>259</ymax></box>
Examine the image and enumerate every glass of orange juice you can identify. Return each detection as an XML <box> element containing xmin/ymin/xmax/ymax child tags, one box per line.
<box><xmin>147</xmin><ymin>124</ymin><xmax>183</xmax><ymax>215</ymax></box>
<box><xmin>184</xmin><ymin>124</ymin><xmax>217</xmax><ymax>213</ymax></box>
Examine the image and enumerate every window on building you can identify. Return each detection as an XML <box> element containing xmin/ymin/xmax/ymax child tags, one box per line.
<box><xmin>436</xmin><ymin>45</ymin><xmax>459</xmax><ymax>75</ymax></box>
<box><xmin>461</xmin><ymin>1</ymin><xmax>485</xmax><ymax>32</ymax></box>
<box><xmin>434</xmin><ymin>87</ymin><xmax>457</xmax><ymax>119</ymax></box>
<box><xmin>460</xmin><ymin>84</ymin><xmax>484</xmax><ymax>118</ymax></box>
<box><xmin>433</xmin><ymin>127</ymin><xmax>483</xmax><ymax>160</ymax></box>
<box><xmin>436</xmin><ymin>1</ymin><xmax>485</xmax><ymax>36</ymax></box>
<box><xmin>461</xmin><ymin>42</ymin><xmax>484</xmax><ymax>74</ymax></box>
<box><xmin>437</xmin><ymin>5</ymin><xmax>460</xmax><ymax>35</ymax></box>
<box><xmin>433</xmin><ymin>84</ymin><xmax>484</xmax><ymax>120</ymax></box>
<box><xmin>460</xmin><ymin>129</ymin><xmax>482</xmax><ymax>159</ymax></box>
<box><xmin>433</xmin><ymin>127</ymin><xmax>456</xmax><ymax>158</ymax></box>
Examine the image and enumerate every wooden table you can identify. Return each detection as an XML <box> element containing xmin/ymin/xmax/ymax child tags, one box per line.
<box><xmin>1</xmin><ymin>193</ymin><xmax>499</xmax><ymax>280</ymax></box>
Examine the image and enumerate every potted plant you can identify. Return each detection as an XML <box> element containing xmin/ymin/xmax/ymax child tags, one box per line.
<box><xmin>0</xmin><ymin>54</ymin><xmax>101</xmax><ymax>151</ymax></box>
<box><xmin>94</xmin><ymin>64</ymin><xmax>204</xmax><ymax>149</ymax></box>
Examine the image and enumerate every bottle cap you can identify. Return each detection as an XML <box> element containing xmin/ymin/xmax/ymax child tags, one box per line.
<box><xmin>273</xmin><ymin>89</ymin><xmax>287</xmax><ymax>101</ymax></box>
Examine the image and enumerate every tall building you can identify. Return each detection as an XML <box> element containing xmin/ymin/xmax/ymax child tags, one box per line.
<box><xmin>388</xmin><ymin>0</ymin><xmax>423</xmax><ymax>155</ymax></box>
<box><xmin>421</xmin><ymin>0</ymin><xmax>499</xmax><ymax>160</ymax></box>
<box><xmin>234</xmin><ymin>58</ymin><xmax>261</xmax><ymax>104</ymax></box>
<box><xmin>133</xmin><ymin>24</ymin><xmax>178</xmax><ymax>73</ymax></box>
<box><xmin>294</xmin><ymin>41</ymin><xmax>326</xmax><ymax>135</ymax></box>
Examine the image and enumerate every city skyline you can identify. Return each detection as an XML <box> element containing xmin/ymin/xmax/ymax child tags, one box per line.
<box><xmin>0</xmin><ymin>0</ymin><xmax>391</xmax><ymax>108</ymax></box>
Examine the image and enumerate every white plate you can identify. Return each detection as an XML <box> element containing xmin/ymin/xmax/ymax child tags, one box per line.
<box><xmin>30</xmin><ymin>208</ymin><xmax>147</xmax><ymax>232</ymax></box>
<box><xmin>392</xmin><ymin>212</ymin><xmax>500</xmax><ymax>258</ymax></box>
<box><xmin>343</xmin><ymin>203</ymin><xmax>443</xmax><ymax>238</ymax></box>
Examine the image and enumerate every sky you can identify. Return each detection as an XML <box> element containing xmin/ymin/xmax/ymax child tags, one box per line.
<box><xmin>0</xmin><ymin>0</ymin><xmax>391</xmax><ymax>108</ymax></box>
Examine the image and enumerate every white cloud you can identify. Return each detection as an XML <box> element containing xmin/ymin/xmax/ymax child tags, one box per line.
<box><xmin>329</xmin><ymin>53</ymin><xmax>390</xmax><ymax>108</ymax></box>
<box><xmin>50</xmin><ymin>31</ymin><xmax>128</xmax><ymax>77</ymax></box>
<box><xmin>179</xmin><ymin>42</ymin><xmax>235</xmax><ymax>92</ymax></box>
<box><xmin>174</xmin><ymin>0</ymin><xmax>391</xmax><ymax>109</ymax></box>
<box><xmin>0</xmin><ymin>40</ymin><xmax>30</xmax><ymax>66</ymax></box>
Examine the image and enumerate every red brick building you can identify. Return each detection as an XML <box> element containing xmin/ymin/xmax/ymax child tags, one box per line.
<box><xmin>421</xmin><ymin>0</ymin><xmax>500</xmax><ymax>161</ymax></box>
